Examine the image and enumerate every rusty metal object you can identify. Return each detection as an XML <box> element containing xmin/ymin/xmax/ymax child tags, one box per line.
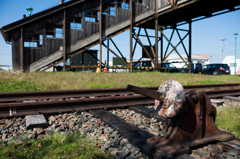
<box><xmin>127</xmin><ymin>85</ymin><xmax>166</xmax><ymax>101</ymax></box>
<box><xmin>147</xmin><ymin>90</ymin><xmax>234</xmax><ymax>157</ymax></box>
<box><xmin>155</xmin><ymin>80</ymin><xmax>185</xmax><ymax>118</ymax></box>
<box><xmin>128</xmin><ymin>81</ymin><xmax>235</xmax><ymax>157</ymax></box>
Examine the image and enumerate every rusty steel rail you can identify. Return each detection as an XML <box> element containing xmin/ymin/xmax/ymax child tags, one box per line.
<box><xmin>0</xmin><ymin>87</ymin><xmax>240</xmax><ymax>118</ymax></box>
<box><xmin>204</xmin><ymin>88</ymin><xmax>240</xmax><ymax>98</ymax></box>
<box><xmin>0</xmin><ymin>95</ymin><xmax>154</xmax><ymax>118</ymax></box>
<box><xmin>0</xmin><ymin>83</ymin><xmax>239</xmax><ymax>103</ymax></box>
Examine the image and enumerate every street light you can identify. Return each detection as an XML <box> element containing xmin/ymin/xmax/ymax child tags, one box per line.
<box><xmin>26</xmin><ymin>7</ymin><xmax>33</xmax><ymax>47</ymax></box>
<box><xmin>26</xmin><ymin>7</ymin><xmax>33</xmax><ymax>16</ymax></box>
<box><xmin>234</xmin><ymin>33</ymin><xmax>238</xmax><ymax>75</ymax></box>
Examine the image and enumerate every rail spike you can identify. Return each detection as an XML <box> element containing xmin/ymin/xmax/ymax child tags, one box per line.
<box><xmin>126</xmin><ymin>80</ymin><xmax>235</xmax><ymax>157</ymax></box>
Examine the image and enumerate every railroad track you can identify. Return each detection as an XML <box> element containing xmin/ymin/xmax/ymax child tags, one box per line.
<box><xmin>0</xmin><ymin>83</ymin><xmax>239</xmax><ymax>103</ymax></box>
<box><xmin>0</xmin><ymin>83</ymin><xmax>240</xmax><ymax>158</ymax></box>
<box><xmin>0</xmin><ymin>83</ymin><xmax>240</xmax><ymax>118</ymax></box>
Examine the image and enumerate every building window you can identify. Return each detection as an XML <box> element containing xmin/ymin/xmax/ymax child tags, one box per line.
<box><xmin>121</xmin><ymin>2</ymin><xmax>129</xmax><ymax>10</ymax></box>
<box><xmin>46</xmin><ymin>25</ymin><xmax>55</xmax><ymax>38</ymax></box>
<box><xmin>55</xmin><ymin>28</ymin><xmax>63</xmax><ymax>38</ymax></box>
<box><xmin>70</xmin><ymin>18</ymin><xmax>82</xmax><ymax>30</ymax></box>
<box><xmin>102</xmin><ymin>3</ymin><xmax>115</xmax><ymax>16</ymax></box>
<box><xmin>110</xmin><ymin>7</ymin><xmax>115</xmax><ymax>16</ymax></box>
<box><xmin>46</xmin><ymin>35</ymin><xmax>54</xmax><ymax>38</ymax></box>
<box><xmin>24</xmin><ymin>42</ymin><xmax>38</xmax><ymax>47</ymax></box>
<box><xmin>24</xmin><ymin>34</ymin><xmax>41</xmax><ymax>47</ymax></box>
<box><xmin>39</xmin><ymin>35</ymin><xmax>43</xmax><ymax>45</ymax></box>
<box><xmin>85</xmin><ymin>9</ymin><xmax>98</xmax><ymax>22</ymax></box>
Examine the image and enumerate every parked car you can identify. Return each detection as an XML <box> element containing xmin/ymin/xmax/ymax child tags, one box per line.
<box><xmin>159</xmin><ymin>63</ymin><xmax>180</xmax><ymax>73</ymax></box>
<box><xmin>181</xmin><ymin>63</ymin><xmax>202</xmax><ymax>74</ymax></box>
<box><xmin>132</xmin><ymin>61</ymin><xmax>153</xmax><ymax>71</ymax></box>
<box><xmin>202</xmin><ymin>64</ymin><xmax>230</xmax><ymax>75</ymax></box>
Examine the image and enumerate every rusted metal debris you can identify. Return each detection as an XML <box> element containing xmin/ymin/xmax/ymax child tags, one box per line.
<box><xmin>127</xmin><ymin>80</ymin><xmax>235</xmax><ymax>157</ymax></box>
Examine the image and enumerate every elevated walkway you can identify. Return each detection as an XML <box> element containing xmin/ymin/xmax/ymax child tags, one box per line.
<box><xmin>1</xmin><ymin>0</ymin><xmax>240</xmax><ymax>72</ymax></box>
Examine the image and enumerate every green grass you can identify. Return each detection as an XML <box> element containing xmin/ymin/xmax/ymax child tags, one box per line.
<box><xmin>215</xmin><ymin>106</ymin><xmax>240</xmax><ymax>138</ymax></box>
<box><xmin>0</xmin><ymin>133</ymin><xmax>113</xmax><ymax>159</ymax></box>
<box><xmin>0</xmin><ymin>72</ymin><xmax>240</xmax><ymax>92</ymax></box>
<box><xmin>0</xmin><ymin>80</ymin><xmax>44</xmax><ymax>92</ymax></box>
<box><xmin>185</xmin><ymin>79</ymin><xmax>228</xmax><ymax>85</ymax></box>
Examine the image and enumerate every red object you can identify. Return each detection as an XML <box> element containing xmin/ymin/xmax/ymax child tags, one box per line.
<box><xmin>103</xmin><ymin>68</ymin><xmax>108</xmax><ymax>73</ymax></box>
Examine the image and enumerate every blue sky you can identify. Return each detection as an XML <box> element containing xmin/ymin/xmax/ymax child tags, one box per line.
<box><xmin>0</xmin><ymin>0</ymin><xmax>240</xmax><ymax>66</ymax></box>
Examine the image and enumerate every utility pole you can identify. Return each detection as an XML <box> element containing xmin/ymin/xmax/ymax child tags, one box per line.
<box><xmin>219</xmin><ymin>38</ymin><xmax>226</xmax><ymax>63</ymax></box>
<box><xmin>234</xmin><ymin>33</ymin><xmax>238</xmax><ymax>75</ymax></box>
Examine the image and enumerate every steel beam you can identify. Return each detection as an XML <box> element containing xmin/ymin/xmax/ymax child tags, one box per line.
<box><xmin>42</xmin><ymin>60</ymin><xmax>63</xmax><ymax>72</ymax></box>
<box><xmin>110</xmin><ymin>39</ymin><xmax>126</xmax><ymax>62</ymax></box>
<box><xmin>188</xmin><ymin>21</ymin><xmax>192</xmax><ymax>73</ymax></box>
<box><xmin>144</xmin><ymin>28</ymin><xmax>155</xmax><ymax>58</ymax></box>
<box><xmin>130</xmin><ymin>0</ymin><xmax>133</xmax><ymax>71</ymax></box>
<box><xmin>176</xmin><ymin>29</ymin><xmax>188</xmax><ymax>56</ymax></box>
<box><xmin>164</xmin><ymin>29</ymin><xmax>175</xmax><ymax>59</ymax></box>
<box><xmin>99</xmin><ymin>0</ymin><xmax>102</xmax><ymax>72</ymax></box>
<box><xmin>132</xmin><ymin>28</ymin><xmax>141</xmax><ymax>57</ymax></box>
<box><xmin>159</xmin><ymin>28</ymin><xmax>188</xmax><ymax>65</ymax></box>
<box><xmin>144</xmin><ymin>28</ymin><xmax>152</xmax><ymax>47</ymax></box>
<box><xmin>155</xmin><ymin>0</ymin><xmax>158</xmax><ymax>70</ymax></box>
<box><xmin>63</xmin><ymin>9</ymin><xmax>66</xmax><ymax>72</ymax></box>
<box><xmin>107</xmin><ymin>39</ymin><xmax>109</xmax><ymax>66</ymax></box>
<box><xmin>160</xmin><ymin>30</ymin><xmax>187</xmax><ymax>65</ymax></box>
<box><xmin>160</xmin><ymin>29</ymin><xmax>163</xmax><ymax>64</ymax></box>
<box><xmin>134</xmin><ymin>32</ymin><xmax>155</xmax><ymax>64</ymax></box>
<box><xmin>21</xmin><ymin>26</ymin><xmax>24</xmax><ymax>72</ymax></box>
<box><xmin>102</xmin><ymin>42</ymin><xmax>128</xmax><ymax>66</ymax></box>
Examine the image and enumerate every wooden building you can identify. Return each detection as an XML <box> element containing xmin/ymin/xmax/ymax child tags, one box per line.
<box><xmin>0</xmin><ymin>0</ymin><xmax>239</xmax><ymax>72</ymax></box>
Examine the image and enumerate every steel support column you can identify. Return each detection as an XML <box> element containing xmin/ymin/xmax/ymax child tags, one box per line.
<box><xmin>188</xmin><ymin>21</ymin><xmax>192</xmax><ymax>73</ymax></box>
<box><xmin>21</xmin><ymin>26</ymin><xmax>24</xmax><ymax>72</ymax></box>
<box><xmin>155</xmin><ymin>0</ymin><xmax>158</xmax><ymax>70</ymax></box>
<box><xmin>107</xmin><ymin>39</ymin><xmax>109</xmax><ymax>67</ymax></box>
<box><xmin>99</xmin><ymin>0</ymin><xmax>102</xmax><ymax>72</ymax></box>
<box><xmin>130</xmin><ymin>0</ymin><xmax>133</xmax><ymax>72</ymax></box>
<box><xmin>63</xmin><ymin>9</ymin><xmax>67</xmax><ymax>72</ymax></box>
<box><xmin>160</xmin><ymin>29</ymin><xmax>163</xmax><ymax>65</ymax></box>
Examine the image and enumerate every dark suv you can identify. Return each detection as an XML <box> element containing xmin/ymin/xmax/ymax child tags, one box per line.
<box><xmin>181</xmin><ymin>63</ymin><xmax>202</xmax><ymax>74</ymax></box>
<box><xmin>202</xmin><ymin>64</ymin><xmax>230</xmax><ymax>75</ymax></box>
<box><xmin>159</xmin><ymin>63</ymin><xmax>180</xmax><ymax>73</ymax></box>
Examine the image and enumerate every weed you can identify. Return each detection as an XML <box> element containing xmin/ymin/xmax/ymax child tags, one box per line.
<box><xmin>215</xmin><ymin>106</ymin><xmax>240</xmax><ymax>138</ymax></box>
<box><xmin>0</xmin><ymin>133</ymin><xmax>114</xmax><ymax>159</ymax></box>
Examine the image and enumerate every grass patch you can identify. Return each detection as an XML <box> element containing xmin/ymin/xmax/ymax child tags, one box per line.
<box><xmin>0</xmin><ymin>80</ymin><xmax>44</xmax><ymax>92</ymax></box>
<box><xmin>1</xmin><ymin>72</ymin><xmax>239</xmax><ymax>92</ymax></box>
<box><xmin>215</xmin><ymin>107</ymin><xmax>240</xmax><ymax>138</ymax></box>
<box><xmin>185</xmin><ymin>80</ymin><xmax>228</xmax><ymax>85</ymax></box>
<box><xmin>0</xmin><ymin>133</ymin><xmax>113</xmax><ymax>159</ymax></box>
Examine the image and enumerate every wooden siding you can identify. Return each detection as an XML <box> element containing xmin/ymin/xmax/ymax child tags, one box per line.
<box><xmin>44</xmin><ymin>38</ymin><xmax>63</xmax><ymax>57</ymax></box>
<box><xmin>11</xmin><ymin>30</ymin><xmax>21</xmax><ymax>72</ymax></box>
